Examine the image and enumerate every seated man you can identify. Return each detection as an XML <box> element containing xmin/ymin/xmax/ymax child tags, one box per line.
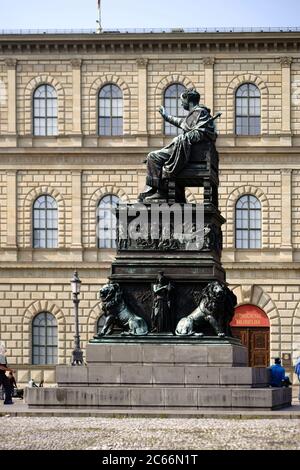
<box><xmin>269</xmin><ymin>357</ymin><xmax>290</xmax><ymax>387</ymax></box>
<box><xmin>139</xmin><ymin>88</ymin><xmax>220</xmax><ymax>202</ymax></box>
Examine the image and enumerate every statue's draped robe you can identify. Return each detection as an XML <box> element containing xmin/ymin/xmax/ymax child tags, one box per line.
<box><xmin>146</xmin><ymin>105</ymin><xmax>217</xmax><ymax>189</ymax></box>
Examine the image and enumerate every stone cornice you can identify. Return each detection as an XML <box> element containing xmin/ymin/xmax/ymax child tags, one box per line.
<box><xmin>0</xmin><ymin>259</ymin><xmax>300</xmax><ymax>272</ymax></box>
<box><xmin>2</xmin><ymin>143</ymin><xmax>300</xmax><ymax>156</ymax></box>
<box><xmin>0</xmin><ymin>32</ymin><xmax>300</xmax><ymax>55</ymax></box>
<box><xmin>224</xmin><ymin>261</ymin><xmax>300</xmax><ymax>271</ymax></box>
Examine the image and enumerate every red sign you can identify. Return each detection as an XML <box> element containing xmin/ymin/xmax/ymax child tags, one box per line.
<box><xmin>230</xmin><ymin>304</ymin><xmax>270</xmax><ymax>328</ymax></box>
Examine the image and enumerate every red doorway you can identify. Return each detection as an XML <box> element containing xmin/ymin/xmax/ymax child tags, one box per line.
<box><xmin>230</xmin><ymin>304</ymin><xmax>270</xmax><ymax>367</ymax></box>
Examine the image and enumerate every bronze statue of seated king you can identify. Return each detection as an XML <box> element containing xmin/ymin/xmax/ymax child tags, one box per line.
<box><xmin>138</xmin><ymin>88</ymin><xmax>221</xmax><ymax>205</ymax></box>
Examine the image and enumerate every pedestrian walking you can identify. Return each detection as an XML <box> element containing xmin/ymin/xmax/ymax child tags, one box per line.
<box><xmin>0</xmin><ymin>343</ymin><xmax>14</xmax><ymax>405</ymax></box>
<box><xmin>295</xmin><ymin>356</ymin><xmax>300</xmax><ymax>401</ymax></box>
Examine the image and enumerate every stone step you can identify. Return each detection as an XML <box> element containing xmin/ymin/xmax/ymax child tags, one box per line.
<box><xmin>25</xmin><ymin>386</ymin><xmax>292</xmax><ymax>410</ymax></box>
<box><xmin>56</xmin><ymin>365</ymin><xmax>269</xmax><ymax>387</ymax></box>
<box><xmin>86</xmin><ymin>340</ymin><xmax>248</xmax><ymax>367</ymax></box>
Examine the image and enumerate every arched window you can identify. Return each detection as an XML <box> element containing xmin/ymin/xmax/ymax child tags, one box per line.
<box><xmin>235</xmin><ymin>83</ymin><xmax>261</xmax><ymax>135</ymax></box>
<box><xmin>33</xmin><ymin>84</ymin><xmax>58</xmax><ymax>136</ymax></box>
<box><xmin>164</xmin><ymin>83</ymin><xmax>187</xmax><ymax>136</ymax></box>
<box><xmin>32</xmin><ymin>312</ymin><xmax>57</xmax><ymax>365</ymax></box>
<box><xmin>98</xmin><ymin>84</ymin><xmax>123</xmax><ymax>136</ymax></box>
<box><xmin>235</xmin><ymin>195</ymin><xmax>261</xmax><ymax>249</ymax></box>
<box><xmin>97</xmin><ymin>194</ymin><xmax>120</xmax><ymax>249</ymax></box>
<box><xmin>33</xmin><ymin>195</ymin><xmax>58</xmax><ymax>248</ymax></box>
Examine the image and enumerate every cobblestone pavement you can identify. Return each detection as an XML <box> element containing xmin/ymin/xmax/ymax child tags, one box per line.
<box><xmin>0</xmin><ymin>416</ymin><xmax>300</xmax><ymax>450</ymax></box>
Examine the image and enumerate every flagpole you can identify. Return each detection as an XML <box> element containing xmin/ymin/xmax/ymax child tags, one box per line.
<box><xmin>96</xmin><ymin>0</ymin><xmax>102</xmax><ymax>34</ymax></box>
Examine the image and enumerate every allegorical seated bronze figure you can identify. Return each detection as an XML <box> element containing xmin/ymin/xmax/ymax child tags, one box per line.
<box><xmin>95</xmin><ymin>282</ymin><xmax>148</xmax><ymax>336</ymax></box>
<box><xmin>138</xmin><ymin>88</ymin><xmax>221</xmax><ymax>203</ymax></box>
<box><xmin>175</xmin><ymin>281</ymin><xmax>237</xmax><ymax>337</ymax></box>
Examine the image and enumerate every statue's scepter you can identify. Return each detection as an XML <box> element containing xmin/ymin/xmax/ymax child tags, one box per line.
<box><xmin>197</xmin><ymin>112</ymin><xmax>222</xmax><ymax>129</ymax></box>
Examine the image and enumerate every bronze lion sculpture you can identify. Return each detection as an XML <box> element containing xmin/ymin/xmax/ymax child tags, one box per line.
<box><xmin>96</xmin><ymin>282</ymin><xmax>148</xmax><ymax>336</ymax></box>
<box><xmin>175</xmin><ymin>280</ymin><xmax>237</xmax><ymax>337</ymax></box>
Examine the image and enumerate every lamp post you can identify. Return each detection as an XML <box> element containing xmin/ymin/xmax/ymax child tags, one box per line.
<box><xmin>70</xmin><ymin>270</ymin><xmax>84</xmax><ymax>365</ymax></box>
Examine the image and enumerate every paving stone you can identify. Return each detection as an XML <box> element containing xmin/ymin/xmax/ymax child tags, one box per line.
<box><xmin>1</xmin><ymin>416</ymin><xmax>300</xmax><ymax>450</ymax></box>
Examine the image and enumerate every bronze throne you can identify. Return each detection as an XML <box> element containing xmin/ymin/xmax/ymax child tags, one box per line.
<box><xmin>162</xmin><ymin>138</ymin><xmax>219</xmax><ymax>208</ymax></box>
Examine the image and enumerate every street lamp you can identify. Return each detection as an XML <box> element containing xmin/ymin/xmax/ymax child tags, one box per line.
<box><xmin>70</xmin><ymin>270</ymin><xmax>84</xmax><ymax>365</ymax></box>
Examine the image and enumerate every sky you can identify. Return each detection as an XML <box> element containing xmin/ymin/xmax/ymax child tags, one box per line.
<box><xmin>0</xmin><ymin>0</ymin><xmax>300</xmax><ymax>30</ymax></box>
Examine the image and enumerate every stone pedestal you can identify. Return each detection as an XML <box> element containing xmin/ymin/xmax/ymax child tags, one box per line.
<box><xmin>110</xmin><ymin>203</ymin><xmax>226</xmax><ymax>331</ymax></box>
<box><xmin>26</xmin><ymin>339</ymin><xmax>292</xmax><ymax>410</ymax></box>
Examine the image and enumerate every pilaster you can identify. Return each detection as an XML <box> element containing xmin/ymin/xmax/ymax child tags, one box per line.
<box><xmin>281</xmin><ymin>169</ymin><xmax>292</xmax><ymax>250</ymax></box>
<box><xmin>71</xmin><ymin>170</ymin><xmax>82</xmax><ymax>250</ymax></box>
<box><xmin>203</xmin><ymin>57</ymin><xmax>215</xmax><ymax>114</ymax></box>
<box><xmin>70</xmin><ymin>59</ymin><xmax>82</xmax><ymax>135</ymax></box>
<box><xmin>280</xmin><ymin>57</ymin><xmax>293</xmax><ymax>135</ymax></box>
<box><xmin>6</xmin><ymin>170</ymin><xmax>17</xmax><ymax>249</ymax></box>
<box><xmin>5</xmin><ymin>59</ymin><xmax>17</xmax><ymax>135</ymax></box>
<box><xmin>136</xmin><ymin>58</ymin><xmax>148</xmax><ymax>135</ymax></box>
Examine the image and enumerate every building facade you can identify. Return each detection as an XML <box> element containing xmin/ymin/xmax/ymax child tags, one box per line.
<box><xmin>0</xmin><ymin>29</ymin><xmax>300</xmax><ymax>385</ymax></box>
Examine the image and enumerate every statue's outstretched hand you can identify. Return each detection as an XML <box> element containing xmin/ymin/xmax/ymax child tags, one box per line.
<box><xmin>159</xmin><ymin>106</ymin><xmax>166</xmax><ymax>119</ymax></box>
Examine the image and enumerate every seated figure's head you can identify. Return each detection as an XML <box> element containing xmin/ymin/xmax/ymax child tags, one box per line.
<box><xmin>158</xmin><ymin>271</ymin><xmax>167</xmax><ymax>284</ymax></box>
<box><xmin>181</xmin><ymin>88</ymin><xmax>200</xmax><ymax>110</ymax></box>
<box><xmin>275</xmin><ymin>357</ymin><xmax>281</xmax><ymax>365</ymax></box>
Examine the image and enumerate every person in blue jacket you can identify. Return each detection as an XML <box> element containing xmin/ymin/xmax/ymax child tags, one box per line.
<box><xmin>269</xmin><ymin>357</ymin><xmax>291</xmax><ymax>387</ymax></box>
<box><xmin>295</xmin><ymin>356</ymin><xmax>300</xmax><ymax>400</ymax></box>
<box><xmin>295</xmin><ymin>356</ymin><xmax>300</xmax><ymax>378</ymax></box>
